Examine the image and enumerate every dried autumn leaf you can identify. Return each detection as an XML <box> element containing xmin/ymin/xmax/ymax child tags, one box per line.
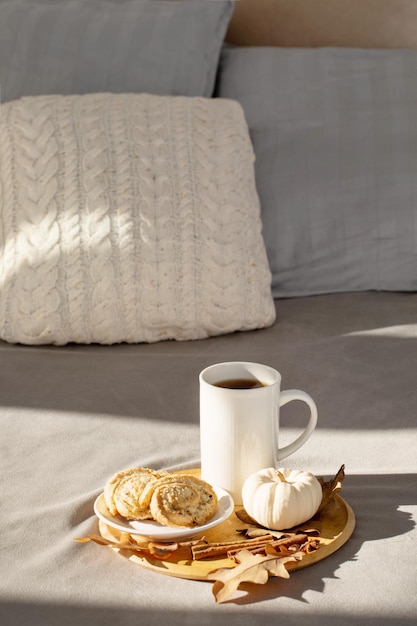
<box><xmin>74</xmin><ymin>534</ymin><xmax>149</xmax><ymax>552</ymax></box>
<box><xmin>236</xmin><ymin>527</ymin><xmax>285</xmax><ymax>539</ymax></box>
<box><xmin>148</xmin><ymin>542</ymin><xmax>179</xmax><ymax>558</ymax></box>
<box><xmin>207</xmin><ymin>548</ymin><xmax>302</xmax><ymax>604</ymax></box>
<box><xmin>297</xmin><ymin>528</ymin><xmax>320</xmax><ymax>536</ymax></box>
<box><xmin>74</xmin><ymin>533</ymin><xmax>200</xmax><ymax>560</ymax></box>
<box><xmin>317</xmin><ymin>464</ymin><xmax>345</xmax><ymax>514</ymax></box>
<box><xmin>235</xmin><ymin>508</ymin><xmax>258</xmax><ymax>525</ymax></box>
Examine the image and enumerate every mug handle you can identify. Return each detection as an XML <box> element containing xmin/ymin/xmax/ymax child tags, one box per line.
<box><xmin>277</xmin><ymin>389</ymin><xmax>318</xmax><ymax>461</ymax></box>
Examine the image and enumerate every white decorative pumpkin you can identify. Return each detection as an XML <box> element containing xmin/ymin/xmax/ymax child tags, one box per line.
<box><xmin>242</xmin><ymin>467</ymin><xmax>322</xmax><ymax>530</ymax></box>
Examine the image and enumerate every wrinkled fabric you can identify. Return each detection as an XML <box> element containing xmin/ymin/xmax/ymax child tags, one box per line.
<box><xmin>1</xmin><ymin>292</ymin><xmax>416</xmax><ymax>625</ymax></box>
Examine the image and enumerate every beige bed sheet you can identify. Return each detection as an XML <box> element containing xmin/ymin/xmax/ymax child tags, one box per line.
<box><xmin>1</xmin><ymin>291</ymin><xmax>416</xmax><ymax>625</ymax></box>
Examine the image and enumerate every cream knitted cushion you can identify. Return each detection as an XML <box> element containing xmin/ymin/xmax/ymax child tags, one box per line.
<box><xmin>0</xmin><ymin>93</ymin><xmax>275</xmax><ymax>345</ymax></box>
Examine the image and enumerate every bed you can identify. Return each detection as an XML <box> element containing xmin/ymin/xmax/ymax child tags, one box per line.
<box><xmin>1</xmin><ymin>1</ymin><xmax>416</xmax><ymax>625</ymax></box>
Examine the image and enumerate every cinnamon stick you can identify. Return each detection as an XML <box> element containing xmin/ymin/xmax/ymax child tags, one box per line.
<box><xmin>226</xmin><ymin>533</ymin><xmax>309</xmax><ymax>558</ymax></box>
<box><xmin>191</xmin><ymin>534</ymin><xmax>275</xmax><ymax>560</ymax></box>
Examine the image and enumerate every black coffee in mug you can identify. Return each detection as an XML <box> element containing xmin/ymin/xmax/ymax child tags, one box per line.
<box><xmin>214</xmin><ymin>378</ymin><xmax>265</xmax><ymax>390</ymax></box>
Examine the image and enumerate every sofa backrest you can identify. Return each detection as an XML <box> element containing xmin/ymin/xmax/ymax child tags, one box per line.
<box><xmin>226</xmin><ymin>0</ymin><xmax>417</xmax><ymax>48</ymax></box>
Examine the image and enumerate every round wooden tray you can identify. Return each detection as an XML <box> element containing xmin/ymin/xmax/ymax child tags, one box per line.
<box><xmin>98</xmin><ymin>475</ymin><xmax>355</xmax><ymax>581</ymax></box>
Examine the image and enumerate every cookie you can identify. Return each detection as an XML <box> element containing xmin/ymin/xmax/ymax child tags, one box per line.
<box><xmin>104</xmin><ymin>467</ymin><xmax>166</xmax><ymax>520</ymax></box>
<box><xmin>149</xmin><ymin>474</ymin><xmax>218</xmax><ymax>528</ymax></box>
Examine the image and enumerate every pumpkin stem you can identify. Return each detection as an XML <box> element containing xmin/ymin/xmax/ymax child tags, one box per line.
<box><xmin>275</xmin><ymin>470</ymin><xmax>287</xmax><ymax>482</ymax></box>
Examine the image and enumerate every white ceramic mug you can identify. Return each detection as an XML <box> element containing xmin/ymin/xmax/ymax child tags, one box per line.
<box><xmin>199</xmin><ymin>361</ymin><xmax>318</xmax><ymax>504</ymax></box>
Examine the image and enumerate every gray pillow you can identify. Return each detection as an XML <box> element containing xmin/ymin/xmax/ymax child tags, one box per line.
<box><xmin>217</xmin><ymin>46</ymin><xmax>417</xmax><ymax>297</ymax></box>
<box><xmin>0</xmin><ymin>0</ymin><xmax>234</xmax><ymax>102</ymax></box>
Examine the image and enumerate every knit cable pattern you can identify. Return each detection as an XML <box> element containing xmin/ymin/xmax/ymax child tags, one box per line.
<box><xmin>0</xmin><ymin>93</ymin><xmax>275</xmax><ymax>345</ymax></box>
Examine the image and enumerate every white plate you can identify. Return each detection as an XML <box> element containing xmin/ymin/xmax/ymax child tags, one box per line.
<box><xmin>93</xmin><ymin>486</ymin><xmax>234</xmax><ymax>541</ymax></box>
